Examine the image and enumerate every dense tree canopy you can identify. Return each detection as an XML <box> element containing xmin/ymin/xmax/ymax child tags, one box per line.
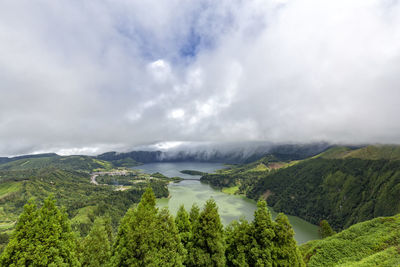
<box><xmin>318</xmin><ymin>219</ymin><xmax>336</xmax><ymax>238</ymax></box>
<box><xmin>225</xmin><ymin>219</ymin><xmax>255</xmax><ymax>267</ymax></box>
<box><xmin>175</xmin><ymin>205</ymin><xmax>192</xmax><ymax>265</ymax></box>
<box><xmin>272</xmin><ymin>213</ymin><xmax>304</xmax><ymax>267</ymax></box>
<box><xmin>80</xmin><ymin>218</ymin><xmax>111</xmax><ymax>266</ymax></box>
<box><xmin>0</xmin><ymin>188</ymin><xmax>306</xmax><ymax>267</ymax></box>
<box><xmin>226</xmin><ymin>201</ymin><xmax>304</xmax><ymax>267</ymax></box>
<box><xmin>188</xmin><ymin>199</ymin><xmax>226</xmax><ymax>267</ymax></box>
<box><xmin>111</xmin><ymin>187</ymin><xmax>184</xmax><ymax>266</ymax></box>
<box><xmin>0</xmin><ymin>196</ymin><xmax>79</xmax><ymax>266</ymax></box>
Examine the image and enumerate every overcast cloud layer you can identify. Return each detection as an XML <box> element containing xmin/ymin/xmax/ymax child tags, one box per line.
<box><xmin>1</xmin><ymin>0</ymin><xmax>400</xmax><ymax>156</ymax></box>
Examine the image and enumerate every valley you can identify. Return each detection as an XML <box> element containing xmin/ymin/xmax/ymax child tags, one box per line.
<box><xmin>132</xmin><ymin>162</ymin><xmax>319</xmax><ymax>244</ymax></box>
<box><xmin>1</xmin><ymin>144</ymin><xmax>400</xmax><ymax>265</ymax></box>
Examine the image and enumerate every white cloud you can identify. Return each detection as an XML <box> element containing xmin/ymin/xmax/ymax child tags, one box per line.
<box><xmin>0</xmin><ymin>0</ymin><xmax>400</xmax><ymax>156</ymax></box>
<box><xmin>168</xmin><ymin>109</ymin><xmax>185</xmax><ymax>120</ymax></box>
<box><xmin>147</xmin><ymin>59</ymin><xmax>172</xmax><ymax>83</ymax></box>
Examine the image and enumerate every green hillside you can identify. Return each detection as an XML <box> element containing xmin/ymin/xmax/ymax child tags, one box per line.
<box><xmin>201</xmin><ymin>145</ymin><xmax>400</xmax><ymax>230</ymax></box>
<box><xmin>300</xmin><ymin>214</ymin><xmax>400</xmax><ymax>266</ymax></box>
<box><xmin>0</xmin><ymin>155</ymin><xmax>112</xmax><ymax>172</ymax></box>
<box><xmin>0</xmin><ymin>167</ymin><xmax>168</xmax><ymax>229</ymax></box>
<box><xmin>200</xmin><ymin>154</ymin><xmax>294</xmax><ymax>189</ymax></box>
<box><xmin>0</xmin><ymin>154</ymin><xmax>177</xmax><ymax>252</ymax></box>
<box><xmin>318</xmin><ymin>145</ymin><xmax>400</xmax><ymax>161</ymax></box>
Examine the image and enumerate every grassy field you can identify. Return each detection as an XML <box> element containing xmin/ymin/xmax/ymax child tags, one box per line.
<box><xmin>221</xmin><ymin>185</ymin><xmax>239</xmax><ymax>195</ymax></box>
<box><xmin>246</xmin><ymin>163</ymin><xmax>269</xmax><ymax>172</ymax></box>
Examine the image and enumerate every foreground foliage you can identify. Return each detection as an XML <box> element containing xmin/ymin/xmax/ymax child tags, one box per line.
<box><xmin>0</xmin><ymin>196</ymin><xmax>79</xmax><ymax>266</ymax></box>
<box><xmin>0</xmin><ymin>188</ymin><xmax>305</xmax><ymax>266</ymax></box>
<box><xmin>188</xmin><ymin>199</ymin><xmax>226</xmax><ymax>267</ymax></box>
<box><xmin>79</xmin><ymin>218</ymin><xmax>112</xmax><ymax>266</ymax></box>
<box><xmin>300</xmin><ymin>214</ymin><xmax>400</xmax><ymax>266</ymax></box>
<box><xmin>111</xmin><ymin>187</ymin><xmax>185</xmax><ymax>266</ymax></box>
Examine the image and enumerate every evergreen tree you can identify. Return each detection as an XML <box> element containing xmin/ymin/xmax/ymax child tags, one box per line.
<box><xmin>318</xmin><ymin>219</ymin><xmax>336</xmax><ymax>238</ymax></box>
<box><xmin>0</xmin><ymin>200</ymin><xmax>38</xmax><ymax>266</ymax></box>
<box><xmin>80</xmin><ymin>218</ymin><xmax>111</xmax><ymax>266</ymax></box>
<box><xmin>0</xmin><ymin>196</ymin><xmax>79</xmax><ymax>266</ymax></box>
<box><xmin>110</xmin><ymin>207</ymin><xmax>136</xmax><ymax>266</ymax></box>
<box><xmin>153</xmin><ymin>208</ymin><xmax>185</xmax><ymax>266</ymax></box>
<box><xmin>189</xmin><ymin>203</ymin><xmax>200</xmax><ymax>225</ymax></box>
<box><xmin>225</xmin><ymin>218</ymin><xmax>255</xmax><ymax>267</ymax></box>
<box><xmin>186</xmin><ymin>203</ymin><xmax>200</xmax><ymax>267</ymax></box>
<box><xmin>175</xmin><ymin>205</ymin><xmax>192</xmax><ymax>265</ymax></box>
<box><xmin>272</xmin><ymin>213</ymin><xmax>305</xmax><ymax>267</ymax></box>
<box><xmin>111</xmin><ymin>187</ymin><xmax>184</xmax><ymax>266</ymax></box>
<box><xmin>175</xmin><ymin>205</ymin><xmax>191</xmax><ymax>248</ymax></box>
<box><xmin>188</xmin><ymin>199</ymin><xmax>225</xmax><ymax>267</ymax></box>
<box><xmin>250</xmin><ymin>200</ymin><xmax>275</xmax><ymax>267</ymax></box>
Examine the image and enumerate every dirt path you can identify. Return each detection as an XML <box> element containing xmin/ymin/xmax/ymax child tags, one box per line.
<box><xmin>90</xmin><ymin>174</ymin><xmax>99</xmax><ymax>185</ymax></box>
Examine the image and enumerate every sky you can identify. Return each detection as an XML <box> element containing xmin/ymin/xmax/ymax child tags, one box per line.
<box><xmin>1</xmin><ymin>0</ymin><xmax>400</xmax><ymax>156</ymax></box>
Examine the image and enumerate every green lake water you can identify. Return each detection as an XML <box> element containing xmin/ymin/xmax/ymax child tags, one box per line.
<box><xmin>132</xmin><ymin>162</ymin><xmax>319</xmax><ymax>244</ymax></box>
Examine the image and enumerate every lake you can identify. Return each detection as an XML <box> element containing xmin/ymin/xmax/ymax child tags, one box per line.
<box><xmin>132</xmin><ymin>162</ymin><xmax>319</xmax><ymax>244</ymax></box>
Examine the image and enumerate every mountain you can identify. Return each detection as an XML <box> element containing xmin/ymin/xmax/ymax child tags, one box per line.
<box><xmin>0</xmin><ymin>153</ymin><xmax>58</xmax><ymax>164</ymax></box>
<box><xmin>0</xmin><ymin>155</ymin><xmax>111</xmax><ymax>172</ymax></box>
<box><xmin>318</xmin><ymin>144</ymin><xmax>400</xmax><ymax>161</ymax></box>
<box><xmin>96</xmin><ymin>151</ymin><xmax>162</xmax><ymax>166</ymax></box>
<box><xmin>96</xmin><ymin>142</ymin><xmax>332</xmax><ymax>164</ymax></box>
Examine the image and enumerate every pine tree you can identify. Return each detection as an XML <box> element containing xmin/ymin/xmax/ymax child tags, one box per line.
<box><xmin>0</xmin><ymin>200</ymin><xmax>38</xmax><ymax>266</ymax></box>
<box><xmin>80</xmin><ymin>218</ymin><xmax>111</xmax><ymax>266</ymax></box>
<box><xmin>186</xmin><ymin>203</ymin><xmax>200</xmax><ymax>267</ymax></box>
<box><xmin>225</xmin><ymin>218</ymin><xmax>255</xmax><ymax>267</ymax></box>
<box><xmin>318</xmin><ymin>219</ymin><xmax>336</xmax><ymax>238</ymax></box>
<box><xmin>188</xmin><ymin>199</ymin><xmax>225</xmax><ymax>267</ymax></box>
<box><xmin>111</xmin><ymin>187</ymin><xmax>184</xmax><ymax>266</ymax></box>
<box><xmin>153</xmin><ymin>208</ymin><xmax>185</xmax><ymax>266</ymax></box>
<box><xmin>175</xmin><ymin>205</ymin><xmax>192</xmax><ymax>265</ymax></box>
<box><xmin>0</xmin><ymin>196</ymin><xmax>79</xmax><ymax>266</ymax></box>
<box><xmin>175</xmin><ymin>205</ymin><xmax>191</xmax><ymax>248</ymax></box>
<box><xmin>189</xmin><ymin>203</ymin><xmax>200</xmax><ymax>225</ymax></box>
<box><xmin>110</xmin><ymin>207</ymin><xmax>136</xmax><ymax>266</ymax></box>
<box><xmin>272</xmin><ymin>213</ymin><xmax>305</xmax><ymax>267</ymax></box>
<box><xmin>250</xmin><ymin>200</ymin><xmax>275</xmax><ymax>267</ymax></box>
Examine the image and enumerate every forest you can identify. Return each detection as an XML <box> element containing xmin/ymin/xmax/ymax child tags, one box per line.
<box><xmin>3</xmin><ymin>187</ymin><xmax>399</xmax><ymax>266</ymax></box>
<box><xmin>201</xmin><ymin>145</ymin><xmax>400</xmax><ymax>230</ymax></box>
<box><xmin>0</xmin><ymin>188</ymin><xmax>304</xmax><ymax>267</ymax></box>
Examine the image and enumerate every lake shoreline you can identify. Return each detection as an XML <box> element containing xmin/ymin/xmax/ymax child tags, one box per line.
<box><xmin>132</xmin><ymin>162</ymin><xmax>320</xmax><ymax>244</ymax></box>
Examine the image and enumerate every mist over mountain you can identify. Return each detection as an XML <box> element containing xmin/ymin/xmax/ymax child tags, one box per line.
<box><xmin>97</xmin><ymin>142</ymin><xmax>334</xmax><ymax>164</ymax></box>
<box><xmin>1</xmin><ymin>0</ymin><xmax>400</xmax><ymax>157</ymax></box>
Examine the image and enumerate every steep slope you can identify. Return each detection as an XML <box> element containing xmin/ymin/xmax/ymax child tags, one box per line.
<box><xmin>300</xmin><ymin>214</ymin><xmax>400</xmax><ymax>266</ymax></box>
<box><xmin>247</xmin><ymin>158</ymin><xmax>400</xmax><ymax>229</ymax></box>
<box><xmin>202</xmin><ymin>145</ymin><xmax>400</xmax><ymax>230</ymax></box>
